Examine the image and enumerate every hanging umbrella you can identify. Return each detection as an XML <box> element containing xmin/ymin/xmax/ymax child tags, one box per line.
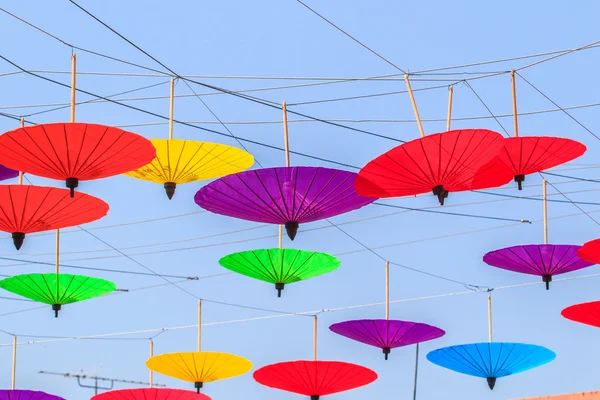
<box><xmin>330</xmin><ymin>320</ymin><xmax>444</xmax><ymax>360</ymax></box>
<box><xmin>427</xmin><ymin>342</ymin><xmax>555</xmax><ymax>390</ymax></box>
<box><xmin>91</xmin><ymin>388</ymin><xmax>210</xmax><ymax>400</ymax></box>
<box><xmin>483</xmin><ymin>244</ymin><xmax>592</xmax><ymax>290</ymax></box>
<box><xmin>0</xmin><ymin>123</ymin><xmax>156</xmax><ymax>197</ymax></box>
<box><xmin>219</xmin><ymin>248</ymin><xmax>340</xmax><ymax>297</ymax></box>
<box><xmin>576</xmin><ymin>238</ymin><xmax>600</xmax><ymax>264</ymax></box>
<box><xmin>0</xmin><ymin>165</ymin><xmax>19</xmax><ymax>181</ymax></box>
<box><xmin>146</xmin><ymin>352</ymin><xmax>252</xmax><ymax>393</ymax></box>
<box><xmin>124</xmin><ymin>80</ymin><xmax>253</xmax><ymax>199</ymax></box>
<box><xmin>516</xmin><ymin>390</ymin><xmax>600</xmax><ymax>399</ymax></box>
<box><xmin>0</xmin><ymin>390</ymin><xmax>65</xmax><ymax>400</ymax></box>
<box><xmin>254</xmin><ymin>360</ymin><xmax>377</xmax><ymax>400</ymax></box>
<box><xmin>561</xmin><ymin>300</ymin><xmax>600</xmax><ymax>328</ymax></box>
<box><xmin>0</xmin><ymin>273</ymin><xmax>116</xmax><ymax>317</ymax></box>
<box><xmin>0</xmin><ymin>185</ymin><xmax>109</xmax><ymax>250</ymax></box>
<box><xmin>355</xmin><ymin>129</ymin><xmax>510</xmax><ymax>205</ymax></box>
<box><xmin>195</xmin><ymin>166</ymin><xmax>375</xmax><ymax>240</ymax></box>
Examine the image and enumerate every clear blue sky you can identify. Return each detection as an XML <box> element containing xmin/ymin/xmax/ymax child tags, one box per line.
<box><xmin>1</xmin><ymin>1</ymin><xmax>600</xmax><ymax>399</ymax></box>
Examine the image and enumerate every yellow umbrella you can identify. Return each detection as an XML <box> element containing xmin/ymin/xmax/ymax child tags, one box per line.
<box><xmin>125</xmin><ymin>79</ymin><xmax>254</xmax><ymax>199</ymax></box>
<box><xmin>146</xmin><ymin>300</ymin><xmax>252</xmax><ymax>393</ymax></box>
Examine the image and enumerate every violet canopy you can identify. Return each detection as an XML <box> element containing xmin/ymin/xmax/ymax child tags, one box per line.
<box><xmin>0</xmin><ymin>165</ymin><xmax>19</xmax><ymax>181</ymax></box>
<box><xmin>195</xmin><ymin>166</ymin><xmax>376</xmax><ymax>240</ymax></box>
<box><xmin>0</xmin><ymin>390</ymin><xmax>65</xmax><ymax>400</ymax></box>
<box><xmin>483</xmin><ymin>244</ymin><xmax>593</xmax><ymax>290</ymax></box>
<box><xmin>329</xmin><ymin>319</ymin><xmax>445</xmax><ymax>359</ymax></box>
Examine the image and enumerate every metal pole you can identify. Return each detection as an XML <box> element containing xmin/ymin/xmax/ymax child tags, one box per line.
<box><xmin>11</xmin><ymin>336</ymin><xmax>16</xmax><ymax>389</ymax></box>
<box><xmin>511</xmin><ymin>70</ymin><xmax>518</xmax><ymax>137</ymax></box>
<box><xmin>385</xmin><ymin>261</ymin><xmax>389</xmax><ymax>320</ymax></box>
<box><xmin>169</xmin><ymin>78</ymin><xmax>175</xmax><ymax>139</ymax></box>
<box><xmin>313</xmin><ymin>315</ymin><xmax>317</xmax><ymax>361</ymax></box>
<box><xmin>488</xmin><ymin>292</ymin><xmax>493</xmax><ymax>342</ymax></box>
<box><xmin>413</xmin><ymin>343</ymin><xmax>419</xmax><ymax>400</ymax></box>
<box><xmin>404</xmin><ymin>75</ymin><xmax>425</xmax><ymax>137</ymax></box>
<box><xmin>543</xmin><ymin>179</ymin><xmax>548</xmax><ymax>244</ymax></box>
<box><xmin>446</xmin><ymin>85</ymin><xmax>453</xmax><ymax>131</ymax></box>
<box><xmin>197</xmin><ymin>299</ymin><xmax>202</xmax><ymax>352</ymax></box>
<box><xmin>70</xmin><ymin>53</ymin><xmax>76</xmax><ymax>123</ymax></box>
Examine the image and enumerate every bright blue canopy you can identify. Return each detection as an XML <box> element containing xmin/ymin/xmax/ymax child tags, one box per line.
<box><xmin>426</xmin><ymin>342</ymin><xmax>555</xmax><ymax>390</ymax></box>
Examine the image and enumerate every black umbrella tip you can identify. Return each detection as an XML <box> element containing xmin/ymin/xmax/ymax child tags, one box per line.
<box><xmin>12</xmin><ymin>232</ymin><xmax>25</xmax><ymax>250</ymax></box>
<box><xmin>432</xmin><ymin>185</ymin><xmax>449</xmax><ymax>205</ymax></box>
<box><xmin>164</xmin><ymin>182</ymin><xmax>176</xmax><ymax>200</ymax></box>
<box><xmin>275</xmin><ymin>282</ymin><xmax>285</xmax><ymax>297</ymax></box>
<box><xmin>310</xmin><ymin>396</ymin><xmax>320</xmax><ymax>400</ymax></box>
<box><xmin>487</xmin><ymin>377</ymin><xmax>496</xmax><ymax>390</ymax></box>
<box><xmin>383</xmin><ymin>347</ymin><xmax>391</xmax><ymax>360</ymax></box>
<box><xmin>66</xmin><ymin>177</ymin><xmax>79</xmax><ymax>198</ymax></box>
<box><xmin>514</xmin><ymin>174</ymin><xmax>525</xmax><ymax>190</ymax></box>
<box><xmin>542</xmin><ymin>274</ymin><xmax>552</xmax><ymax>290</ymax></box>
<box><xmin>52</xmin><ymin>304</ymin><xmax>61</xmax><ymax>318</ymax></box>
<box><xmin>285</xmin><ymin>221</ymin><xmax>299</xmax><ymax>240</ymax></box>
<box><xmin>194</xmin><ymin>382</ymin><xmax>203</xmax><ymax>393</ymax></box>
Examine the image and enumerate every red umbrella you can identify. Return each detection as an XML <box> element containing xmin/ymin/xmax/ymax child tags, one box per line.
<box><xmin>576</xmin><ymin>238</ymin><xmax>600</xmax><ymax>264</ymax></box>
<box><xmin>0</xmin><ymin>185</ymin><xmax>108</xmax><ymax>249</ymax></box>
<box><xmin>91</xmin><ymin>388</ymin><xmax>210</xmax><ymax>400</ymax></box>
<box><xmin>0</xmin><ymin>123</ymin><xmax>156</xmax><ymax>197</ymax></box>
<box><xmin>253</xmin><ymin>360</ymin><xmax>377</xmax><ymax>400</ymax></box>
<box><xmin>562</xmin><ymin>300</ymin><xmax>600</xmax><ymax>328</ymax></box>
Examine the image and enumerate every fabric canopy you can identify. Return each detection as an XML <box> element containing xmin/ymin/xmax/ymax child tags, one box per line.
<box><xmin>219</xmin><ymin>248</ymin><xmax>340</xmax><ymax>297</ymax></box>
<box><xmin>91</xmin><ymin>389</ymin><xmax>210</xmax><ymax>400</ymax></box>
<box><xmin>355</xmin><ymin>129</ymin><xmax>509</xmax><ymax>205</ymax></box>
<box><xmin>561</xmin><ymin>300</ymin><xmax>600</xmax><ymax>328</ymax></box>
<box><xmin>0</xmin><ymin>185</ymin><xmax>109</xmax><ymax>250</ymax></box>
<box><xmin>329</xmin><ymin>319</ymin><xmax>445</xmax><ymax>359</ymax></box>
<box><xmin>427</xmin><ymin>342</ymin><xmax>555</xmax><ymax>390</ymax></box>
<box><xmin>125</xmin><ymin>139</ymin><xmax>254</xmax><ymax>199</ymax></box>
<box><xmin>0</xmin><ymin>165</ymin><xmax>19</xmax><ymax>181</ymax></box>
<box><xmin>0</xmin><ymin>123</ymin><xmax>156</xmax><ymax>196</ymax></box>
<box><xmin>576</xmin><ymin>238</ymin><xmax>600</xmax><ymax>264</ymax></box>
<box><xmin>0</xmin><ymin>390</ymin><xmax>65</xmax><ymax>400</ymax></box>
<box><xmin>0</xmin><ymin>273</ymin><xmax>116</xmax><ymax>317</ymax></box>
<box><xmin>146</xmin><ymin>352</ymin><xmax>252</xmax><ymax>392</ymax></box>
<box><xmin>483</xmin><ymin>244</ymin><xmax>593</xmax><ymax>290</ymax></box>
<box><xmin>195</xmin><ymin>166</ymin><xmax>375</xmax><ymax>240</ymax></box>
<box><xmin>253</xmin><ymin>360</ymin><xmax>377</xmax><ymax>399</ymax></box>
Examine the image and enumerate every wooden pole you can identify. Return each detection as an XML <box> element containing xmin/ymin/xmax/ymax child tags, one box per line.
<box><xmin>511</xmin><ymin>70</ymin><xmax>518</xmax><ymax>138</ymax></box>
<box><xmin>313</xmin><ymin>315</ymin><xmax>317</xmax><ymax>361</ymax></box>
<box><xmin>70</xmin><ymin>53</ymin><xmax>76</xmax><ymax>123</ymax></box>
<box><xmin>282</xmin><ymin>102</ymin><xmax>290</xmax><ymax>167</ymax></box>
<box><xmin>55</xmin><ymin>230</ymin><xmax>60</xmax><ymax>275</ymax></box>
<box><xmin>11</xmin><ymin>336</ymin><xmax>16</xmax><ymax>389</ymax></box>
<box><xmin>278</xmin><ymin>225</ymin><xmax>283</xmax><ymax>248</ymax></box>
<box><xmin>487</xmin><ymin>292</ymin><xmax>493</xmax><ymax>342</ymax></box>
<box><xmin>169</xmin><ymin>78</ymin><xmax>175</xmax><ymax>139</ymax></box>
<box><xmin>385</xmin><ymin>261</ymin><xmax>390</xmax><ymax>320</ymax></box>
<box><xmin>18</xmin><ymin>118</ymin><xmax>24</xmax><ymax>185</ymax></box>
<box><xmin>446</xmin><ymin>85</ymin><xmax>453</xmax><ymax>132</ymax></box>
<box><xmin>543</xmin><ymin>179</ymin><xmax>548</xmax><ymax>244</ymax></box>
<box><xmin>197</xmin><ymin>299</ymin><xmax>202</xmax><ymax>352</ymax></box>
<box><xmin>149</xmin><ymin>340</ymin><xmax>154</xmax><ymax>388</ymax></box>
<box><xmin>404</xmin><ymin>75</ymin><xmax>425</xmax><ymax>137</ymax></box>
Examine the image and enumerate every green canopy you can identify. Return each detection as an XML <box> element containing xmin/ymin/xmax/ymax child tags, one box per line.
<box><xmin>0</xmin><ymin>273</ymin><xmax>116</xmax><ymax>317</ymax></box>
<box><xmin>219</xmin><ymin>248</ymin><xmax>340</xmax><ymax>297</ymax></box>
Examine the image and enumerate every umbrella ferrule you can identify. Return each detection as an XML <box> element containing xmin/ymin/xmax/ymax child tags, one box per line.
<box><xmin>542</xmin><ymin>274</ymin><xmax>552</xmax><ymax>290</ymax></box>
<box><xmin>487</xmin><ymin>377</ymin><xmax>496</xmax><ymax>390</ymax></box>
<box><xmin>382</xmin><ymin>347</ymin><xmax>391</xmax><ymax>360</ymax></box>
<box><xmin>164</xmin><ymin>182</ymin><xmax>176</xmax><ymax>200</ymax></box>
<box><xmin>65</xmin><ymin>177</ymin><xmax>79</xmax><ymax>198</ymax></box>
<box><xmin>52</xmin><ymin>304</ymin><xmax>61</xmax><ymax>318</ymax></box>
<box><xmin>194</xmin><ymin>382</ymin><xmax>203</xmax><ymax>393</ymax></box>
<box><xmin>514</xmin><ymin>174</ymin><xmax>525</xmax><ymax>190</ymax></box>
<box><xmin>275</xmin><ymin>282</ymin><xmax>285</xmax><ymax>297</ymax></box>
<box><xmin>11</xmin><ymin>232</ymin><xmax>25</xmax><ymax>250</ymax></box>
<box><xmin>310</xmin><ymin>396</ymin><xmax>320</xmax><ymax>400</ymax></box>
<box><xmin>432</xmin><ymin>185</ymin><xmax>449</xmax><ymax>205</ymax></box>
<box><xmin>285</xmin><ymin>221</ymin><xmax>299</xmax><ymax>241</ymax></box>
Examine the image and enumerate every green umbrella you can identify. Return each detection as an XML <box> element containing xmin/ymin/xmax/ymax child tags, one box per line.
<box><xmin>219</xmin><ymin>248</ymin><xmax>340</xmax><ymax>297</ymax></box>
<box><xmin>0</xmin><ymin>273</ymin><xmax>116</xmax><ymax>317</ymax></box>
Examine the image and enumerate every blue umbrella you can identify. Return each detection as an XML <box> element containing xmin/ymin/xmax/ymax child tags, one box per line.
<box><xmin>426</xmin><ymin>342</ymin><xmax>556</xmax><ymax>390</ymax></box>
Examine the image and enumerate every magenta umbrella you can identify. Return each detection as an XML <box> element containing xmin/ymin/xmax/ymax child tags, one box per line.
<box><xmin>0</xmin><ymin>390</ymin><xmax>65</xmax><ymax>400</ymax></box>
<box><xmin>330</xmin><ymin>319</ymin><xmax>445</xmax><ymax>360</ymax></box>
<box><xmin>194</xmin><ymin>166</ymin><xmax>376</xmax><ymax>240</ymax></box>
<box><xmin>483</xmin><ymin>244</ymin><xmax>593</xmax><ymax>290</ymax></box>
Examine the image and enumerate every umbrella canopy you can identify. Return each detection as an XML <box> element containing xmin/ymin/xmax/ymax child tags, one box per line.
<box><xmin>0</xmin><ymin>273</ymin><xmax>116</xmax><ymax>317</ymax></box>
<box><xmin>355</xmin><ymin>129</ymin><xmax>509</xmax><ymax>205</ymax></box>
<box><xmin>146</xmin><ymin>352</ymin><xmax>252</xmax><ymax>392</ymax></box>
<box><xmin>493</xmin><ymin>137</ymin><xmax>586</xmax><ymax>190</ymax></box>
<box><xmin>561</xmin><ymin>300</ymin><xmax>600</xmax><ymax>328</ymax></box>
<box><xmin>91</xmin><ymin>388</ymin><xmax>210</xmax><ymax>400</ymax></box>
<box><xmin>125</xmin><ymin>139</ymin><xmax>254</xmax><ymax>199</ymax></box>
<box><xmin>515</xmin><ymin>391</ymin><xmax>600</xmax><ymax>399</ymax></box>
<box><xmin>0</xmin><ymin>391</ymin><xmax>65</xmax><ymax>400</ymax></box>
<box><xmin>253</xmin><ymin>360</ymin><xmax>377</xmax><ymax>400</ymax></box>
<box><xmin>483</xmin><ymin>244</ymin><xmax>593</xmax><ymax>290</ymax></box>
<box><xmin>329</xmin><ymin>319</ymin><xmax>445</xmax><ymax>360</ymax></box>
<box><xmin>0</xmin><ymin>123</ymin><xmax>156</xmax><ymax>196</ymax></box>
<box><xmin>219</xmin><ymin>248</ymin><xmax>340</xmax><ymax>297</ymax></box>
<box><xmin>195</xmin><ymin>166</ymin><xmax>376</xmax><ymax>240</ymax></box>
<box><xmin>576</xmin><ymin>238</ymin><xmax>600</xmax><ymax>264</ymax></box>
<box><xmin>0</xmin><ymin>185</ymin><xmax>109</xmax><ymax>250</ymax></box>
<box><xmin>426</xmin><ymin>342</ymin><xmax>556</xmax><ymax>390</ymax></box>
<box><xmin>0</xmin><ymin>165</ymin><xmax>19</xmax><ymax>181</ymax></box>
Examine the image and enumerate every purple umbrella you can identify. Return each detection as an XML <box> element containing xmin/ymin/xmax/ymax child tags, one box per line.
<box><xmin>0</xmin><ymin>165</ymin><xmax>19</xmax><ymax>181</ymax></box>
<box><xmin>0</xmin><ymin>390</ymin><xmax>65</xmax><ymax>400</ymax></box>
<box><xmin>483</xmin><ymin>244</ymin><xmax>593</xmax><ymax>290</ymax></box>
<box><xmin>194</xmin><ymin>166</ymin><xmax>376</xmax><ymax>240</ymax></box>
<box><xmin>329</xmin><ymin>319</ymin><xmax>445</xmax><ymax>360</ymax></box>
